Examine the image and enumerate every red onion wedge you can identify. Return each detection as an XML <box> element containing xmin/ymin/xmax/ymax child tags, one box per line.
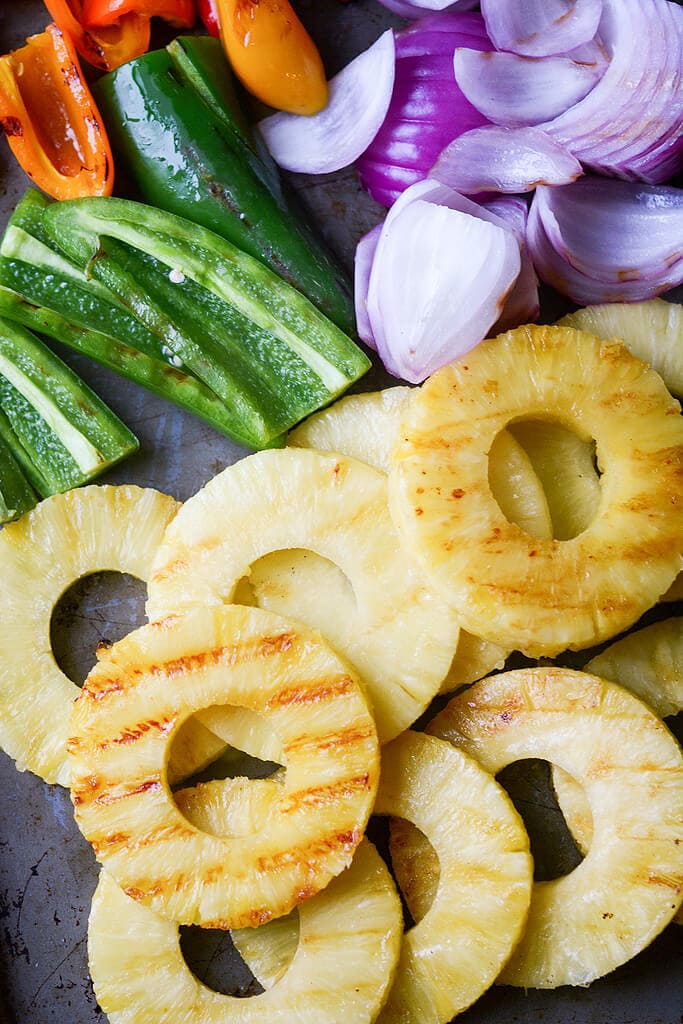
<box><xmin>430</xmin><ymin>125</ymin><xmax>583</xmax><ymax>194</ymax></box>
<box><xmin>356</xmin><ymin>13</ymin><xmax>492</xmax><ymax>207</ymax></box>
<box><xmin>258</xmin><ymin>30</ymin><xmax>395</xmax><ymax>175</ymax></box>
<box><xmin>354</xmin><ymin>223</ymin><xmax>382</xmax><ymax>349</ymax></box>
<box><xmin>481</xmin><ymin>196</ymin><xmax>540</xmax><ymax>330</ymax></box>
<box><xmin>527</xmin><ymin>178</ymin><xmax>683</xmax><ymax>304</ymax></box>
<box><xmin>539</xmin><ymin>0</ymin><xmax>683</xmax><ymax>183</ymax></box>
<box><xmin>453</xmin><ymin>48</ymin><xmax>604</xmax><ymax>127</ymax></box>
<box><xmin>377</xmin><ymin>0</ymin><xmax>478</xmax><ymax>14</ymax></box>
<box><xmin>365</xmin><ymin>180</ymin><xmax>521</xmax><ymax>382</ymax></box>
<box><xmin>480</xmin><ymin>0</ymin><xmax>604</xmax><ymax>58</ymax></box>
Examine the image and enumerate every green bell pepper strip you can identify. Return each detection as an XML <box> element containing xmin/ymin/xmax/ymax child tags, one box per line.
<box><xmin>44</xmin><ymin>197</ymin><xmax>370</xmax><ymax>449</ymax></box>
<box><xmin>0</xmin><ymin>407</ymin><xmax>38</xmax><ymax>523</ymax></box>
<box><xmin>0</xmin><ymin>316</ymin><xmax>139</xmax><ymax>496</ymax></box>
<box><xmin>0</xmin><ymin>190</ymin><xmax>286</xmax><ymax>445</ymax></box>
<box><xmin>94</xmin><ymin>37</ymin><xmax>356</xmax><ymax>335</ymax></box>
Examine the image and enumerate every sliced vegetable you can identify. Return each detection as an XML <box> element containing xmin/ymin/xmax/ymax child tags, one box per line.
<box><xmin>258</xmin><ymin>30</ymin><xmax>395</xmax><ymax>176</ymax></box>
<box><xmin>354</xmin><ymin>224</ymin><xmax>382</xmax><ymax>349</ymax></box>
<box><xmin>42</xmin><ymin>0</ymin><xmax>150</xmax><ymax>71</ymax></box>
<box><xmin>197</xmin><ymin>0</ymin><xmax>220</xmax><ymax>35</ymax></box>
<box><xmin>480</xmin><ymin>196</ymin><xmax>539</xmax><ymax>331</ymax></box>
<box><xmin>217</xmin><ymin>0</ymin><xmax>328</xmax><ymax>115</ymax></box>
<box><xmin>430</xmin><ymin>125</ymin><xmax>582</xmax><ymax>194</ymax></box>
<box><xmin>376</xmin><ymin>0</ymin><xmax>478</xmax><ymax>14</ymax></box>
<box><xmin>365</xmin><ymin>180</ymin><xmax>520</xmax><ymax>382</ymax></box>
<box><xmin>82</xmin><ymin>0</ymin><xmax>196</xmax><ymax>28</ymax></box>
<box><xmin>527</xmin><ymin>178</ymin><xmax>683</xmax><ymax>303</ymax></box>
<box><xmin>0</xmin><ymin>191</ymin><xmax>264</xmax><ymax>441</ymax></box>
<box><xmin>356</xmin><ymin>13</ymin><xmax>492</xmax><ymax>207</ymax></box>
<box><xmin>480</xmin><ymin>0</ymin><xmax>604</xmax><ymax>57</ymax></box>
<box><xmin>44</xmin><ymin>197</ymin><xmax>370</xmax><ymax>449</ymax></box>
<box><xmin>95</xmin><ymin>37</ymin><xmax>355</xmax><ymax>334</ymax></box>
<box><xmin>0</xmin><ymin>24</ymin><xmax>114</xmax><ymax>201</ymax></box>
<box><xmin>0</xmin><ymin>316</ymin><xmax>138</xmax><ymax>496</ymax></box>
<box><xmin>0</xmin><ymin>409</ymin><xmax>38</xmax><ymax>524</ymax></box>
<box><xmin>452</xmin><ymin>47</ymin><xmax>604</xmax><ymax>127</ymax></box>
<box><xmin>537</xmin><ymin>0</ymin><xmax>683</xmax><ymax>183</ymax></box>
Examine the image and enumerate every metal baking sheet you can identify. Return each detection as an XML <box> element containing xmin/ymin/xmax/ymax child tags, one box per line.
<box><xmin>0</xmin><ymin>2</ymin><xmax>681</xmax><ymax>1022</ymax></box>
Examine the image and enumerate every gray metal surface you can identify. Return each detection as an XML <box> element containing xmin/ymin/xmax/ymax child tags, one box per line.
<box><xmin>0</xmin><ymin>3</ymin><xmax>681</xmax><ymax>1022</ymax></box>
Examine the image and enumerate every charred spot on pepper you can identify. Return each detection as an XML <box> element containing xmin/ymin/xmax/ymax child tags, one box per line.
<box><xmin>0</xmin><ymin>117</ymin><xmax>23</xmax><ymax>138</ymax></box>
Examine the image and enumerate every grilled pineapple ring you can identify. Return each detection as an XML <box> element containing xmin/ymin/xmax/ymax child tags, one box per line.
<box><xmin>390</xmin><ymin>324</ymin><xmax>683</xmax><ymax>657</ymax></box>
<box><xmin>373</xmin><ymin>730</ymin><xmax>532</xmax><ymax>1022</ymax></box>
<box><xmin>69</xmin><ymin>604</ymin><xmax>379</xmax><ymax>928</ymax></box>
<box><xmin>89</xmin><ymin>839</ymin><xmax>401</xmax><ymax>1024</ymax></box>
<box><xmin>427</xmin><ymin>667</ymin><xmax>683</xmax><ymax>988</ymax></box>
<box><xmin>147</xmin><ymin>447</ymin><xmax>460</xmax><ymax>743</ymax></box>
<box><xmin>0</xmin><ymin>485</ymin><xmax>179</xmax><ymax>786</ymax></box>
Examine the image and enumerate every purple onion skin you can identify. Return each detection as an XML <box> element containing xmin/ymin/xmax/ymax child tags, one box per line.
<box><xmin>357</xmin><ymin>13</ymin><xmax>492</xmax><ymax>207</ymax></box>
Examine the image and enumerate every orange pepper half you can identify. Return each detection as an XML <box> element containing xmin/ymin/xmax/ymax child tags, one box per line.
<box><xmin>218</xmin><ymin>0</ymin><xmax>328</xmax><ymax>116</ymax></box>
<box><xmin>43</xmin><ymin>0</ymin><xmax>151</xmax><ymax>71</ymax></box>
<box><xmin>0</xmin><ymin>24</ymin><xmax>114</xmax><ymax>201</ymax></box>
<box><xmin>82</xmin><ymin>0</ymin><xmax>196</xmax><ymax>30</ymax></box>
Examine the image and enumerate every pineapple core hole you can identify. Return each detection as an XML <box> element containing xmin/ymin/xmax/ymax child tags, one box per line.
<box><xmin>179</xmin><ymin>926</ymin><xmax>265</xmax><ymax>998</ymax></box>
<box><xmin>383</xmin><ymin>817</ymin><xmax>440</xmax><ymax>928</ymax></box>
<box><xmin>489</xmin><ymin>419</ymin><xmax>601</xmax><ymax>541</ymax></box>
<box><xmin>234</xmin><ymin>548</ymin><xmax>357</xmax><ymax>624</ymax></box>
<box><xmin>50</xmin><ymin>571</ymin><xmax>147</xmax><ymax>687</ymax></box>
<box><xmin>496</xmin><ymin>759</ymin><xmax>588</xmax><ymax>882</ymax></box>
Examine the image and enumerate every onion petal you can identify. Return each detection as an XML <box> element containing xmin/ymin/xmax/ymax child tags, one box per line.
<box><xmin>366</xmin><ymin>180</ymin><xmax>521</xmax><ymax>382</ymax></box>
<box><xmin>481</xmin><ymin>196</ymin><xmax>540</xmax><ymax>329</ymax></box>
<box><xmin>377</xmin><ymin>0</ymin><xmax>478</xmax><ymax>13</ymax></box>
<box><xmin>453</xmin><ymin>47</ymin><xmax>603</xmax><ymax>126</ymax></box>
<box><xmin>354</xmin><ymin>223</ymin><xmax>383</xmax><ymax>349</ymax></box>
<box><xmin>527</xmin><ymin>178</ymin><xmax>683</xmax><ymax>303</ymax></box>
<box><xmin>430</xmin><ymin>125</ymin><xmax>583</xmax><ymax>193</ymax></box>
<box><xmin>481</xmin><ymin>0</ymin><xmax>603</xmax><ymax>57</ymax></box>
<box><xmin>540</xmin><ymin>0</ymin><xmax>683</xmax><ymax>183</ymax></box>
<box><xmin>258</xmin><ymin>31</ymin><xmax>395</xmax><ymax>175</ymax></box>
<box><xmin>357</xmin><ymin>14</ymin><xmax>492</xmax><ymax>207</ymax></box>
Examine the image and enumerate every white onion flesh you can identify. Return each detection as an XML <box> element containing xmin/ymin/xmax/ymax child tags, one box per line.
<box><xmin>453</xmin><ymin>47</ymin><xmax>604</xmax><ymax>127</ymax></box>
<box><xmin>480</xmin><ymin>0</ymin><xmax>604</xmax><ymax>57</ymax></box>
<box><xmin>430</xmin><ymin>125</ymin><xmax>583</xmax><ymax>193</ymax></box>
<box><xmin>258</xmin><ymin>31</ymin><xmax>396</xmax><ymax>175</ymax></box>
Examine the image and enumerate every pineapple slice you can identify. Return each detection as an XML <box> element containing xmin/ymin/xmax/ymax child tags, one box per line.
<box><xmin>390</xmin><ymin>325</ymin><xmax>683</xmax><ymax>657</ymax></box>
<box><xmin>373</xmin><ymin>730</ymin><xmax>532</xmax><ymax>1022</ymax></box>
<box><xmin>559</xmin><ymin>298</ymin><xmax>683</xmax><ymax>398</ymax></box>
<box><xmin>69</xmin><ymin>604</ymin><xmax>380</xmax><ymax>928</ymax></box>
<box><xmin>0</xmin><ymin>484</ymin><xmax>179</xmax><ymax>786</ymax></box>
<box><xmin>290</xmin><ymin>390</ymin><xmax>560</xmax><ymax>690</ymax></box>
<box><xmin>427</xmin><ymin>667</ymin><xmax>683</xmax><ymax>987</ymax></box>
<box><xmin>147</xmin><ymin>448</ymin><xmax>460</xmax><ymax>743</ymax></box>
<box><xmin>509</xmin><ymin>419</ymin><xmax>600</xmax><ymax>540</ymax></box>
<box><xmin>228</xmin><ymin>730</ymin><xmax>532</xmax><ymax>1024</ymax></box>
<box><xmin>551</xmin><ymin>617</ymin><xmax>683</xmax><ymax>863</ymax></box>
<box><xmin>88</xmin><ymin>839</ymin><xmax>402</xmax><ymax>1024</ymax></box>
<box><xmin>289</xmin><ymin>387</ymin><xmax>413</xmax><ymax>473</ymax></box>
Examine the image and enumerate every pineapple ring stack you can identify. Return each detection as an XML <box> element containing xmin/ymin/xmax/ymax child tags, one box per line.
<box><xmin>146</xmin><ymin>447</ymin><xmax>461</xmax><ymax>742</ymax></box>
<box><xmin>88</xmin><ymin>841</ymin><xmax>403</xmax><ymax>1024</ymax></box>
<box><xmin>69</xmin><ymin>604</ymin><xmax>380</xmax><ymax>929</ymax></box>
<box><xmin>389</xmin><ymin>324</ymin><xmax>683</xmax><ymax>657</ymax></box>
<box><xmin>425</xmin><ymin>667</ymin><xmax>683</xmax><ymax>988</ymax></box>
<box><xmin>0</xmin><ymin>485</ymin><xmax>180</xmax><ymax>785</ymax></box>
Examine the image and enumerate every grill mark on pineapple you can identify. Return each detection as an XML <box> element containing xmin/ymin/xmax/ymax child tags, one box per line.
<box><xmin>92</xmin><ymin>777</ymin><xmax>162</xmax><ymax>806</ymax></box>
<box><xmin>96</xmin><ymin>716</ymin><xmax>176</xmax><ymax>749</ymax></box>
<box><xmin>92</xmin><ymin>822</ymin><xmax>196</xmax><ymax>856</ymax></box>
<box><xmin>279</xmin><ymin>773</ymin><xmax>373</xmax><ymax>815</ymax></box>
<box><xmin>283</xmin><ymin>722</ymin><xmax>376</xmax><ymax>756</ymax></box>
<box><xmin>266</xmin><ymin>673</ymin><xmax>356</xmax><ymax>709</ymax></box>
<box><xmin>256</xmin><ymin>827</ymin><xmax>361</xmax><ymax>875</ymax></box>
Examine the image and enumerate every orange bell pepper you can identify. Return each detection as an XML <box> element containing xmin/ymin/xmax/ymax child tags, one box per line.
<box><xmin>42</xmin><ymin>0</ymin><xmax>151</xmax><ymax>71</ymax></box>
<box><xmin>0</xmin><ymin>24</ymin><xmax>114</xmax><ymax>201</ymax></box>
<box><xmin>82</xmin><ymin>0</ymin><xmax>196</xmax><ymax>29</ymax></box>
<box><xmin>217</xmin><ymin>0</ymin><xmax>328</xmax><ymax>116</ymax></box>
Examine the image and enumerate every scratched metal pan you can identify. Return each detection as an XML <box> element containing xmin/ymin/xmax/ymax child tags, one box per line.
<box><xmin>0</xmin><ymin>2</ymin><xmax>682</xmax><ymax>1022</ymax></box>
